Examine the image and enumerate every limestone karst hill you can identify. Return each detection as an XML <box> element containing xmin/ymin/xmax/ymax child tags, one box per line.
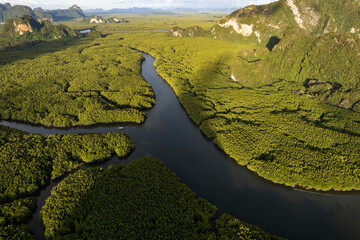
<box><xmin>2</xmin><ymin>15</ymin><xmax>81</xmax><ymax>40</ymax></box>
<box><xmin>0</xmin><ymin>3</ymin><xmax>85</xmax><ymax>23</ymax></box>
<box><xmin>212</xmin><ymin>0</ymin><xmax>360</xmax><ymax>45</ymax></box>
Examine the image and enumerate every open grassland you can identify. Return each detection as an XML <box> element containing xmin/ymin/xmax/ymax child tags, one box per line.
<box><xmin>114</xmin><ymin>29</ymin><xmax>360</xmax><ymax>191</ymax></box>
<box><xmin>0</xmin><ymin>35</ymin><xmax>155</xmax><ymax>127</ymax></box>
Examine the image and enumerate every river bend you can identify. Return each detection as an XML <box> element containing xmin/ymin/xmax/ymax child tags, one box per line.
<box><xmin>1</xmin><ymin>53</ymin><xmax>360</xmax><ymax>240</ymax></box>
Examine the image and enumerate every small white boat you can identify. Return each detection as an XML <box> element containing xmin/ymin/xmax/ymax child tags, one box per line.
<box><xmin>118</xmin><ymin>127</ymin><xmax>124</xmax><ymax>130</ymax></box>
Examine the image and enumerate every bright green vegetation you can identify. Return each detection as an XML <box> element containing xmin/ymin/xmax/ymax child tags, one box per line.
<box><xmin>47</xmin><ymin>131</ymin><xmax>134</xmax><ymax>179</ymax></box>
<box><xmin>1</xmin><ymin>15</ymin><xmax>81</xmax><ymax>44</ymax></box>
<box><xmin>42</xmin><ymin>157</ymin><xmax>283</xmax><ymax>239</ymax></box>
<box><xmin>117</xmin><ymin>28</ymin><xmax>360</xmax><ymax>191</ymax></box>
<box><xmin>0</xmin><ymin>125</ymin><xmax>133</xmax><ymax>202</ymax></box>
<box><xmin>0</xmin><ymin>34</ymin><xmax>155</xmax><ymax>126</ymax></box>
<box><xmin>212</xmin><ymin>0</ymin><xmax>360</xmax><ymax>45</ymax></box>
<box><xmin>231</xmin><ymin>47</ymin><xmax>273</xmax><ymax>88</ymax></box>
<box><xmin>0</xmin><ymin>125</ymin><xmax>133</xmax><ymax>238</ymax></box>
<box><xmin>42</xmin><ymin>158</ymin><xmax>217</xmax><ymax>239</ymax></box>
<box><xmin>268</xmin><ymin>27</ymin><xmax>360</xmax><ymax>110</ymax></box>
<box><xmin>213</xmin><ymin>1</ymin><xmax>295</xmax><ymax>44</ymax></box>
<box><xmin>216</xmin><ymin>214</ymin><xmax>284</xmax><ymax>240</ymax></box>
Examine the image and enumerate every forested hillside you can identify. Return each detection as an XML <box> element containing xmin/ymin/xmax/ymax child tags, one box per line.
<box><xmin>213</xmin><ymin>0</ymin><xmax>360</xmax><ymax>45</ymax></box>
<box><xmin>1</xmin><ymin>15</ymin><xmax>81</xmax><ymax>42</ymax></box>
<box><xmin>0</xmin><ymin>3</ymin><xmax>85</xmax><ymax>23</ymax></box>
<box><xmin>35</xmin><ymin>5</ymin><xmax>85</xmax><ymax>21</ymax></box>
<box><xmin>0</xmin><ymin>3</ymin><xmax>35</xmax><ymax>23</ymax></box>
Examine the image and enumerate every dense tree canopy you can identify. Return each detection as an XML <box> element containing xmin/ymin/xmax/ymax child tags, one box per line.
<box><xmin>41</xmin><ymin>157</ymin><xmax>283</xmax><ymax>239</ymax></box>
<box><xmin>120</xmin><ymin>30</ymin><xmax>360</xmax><ymax>191</ymax></box>
<box><xmin>216</xmin><ymin>214</ymin><xmax>285</xmax><ymax>240</ymax></box>
<box><xmin>0</xmin><ymin>37</ymin><xmax>155</xmax><ymax>127</ymax></box>
<box><xmin>42</xmin><ymin>158</ymin><xmax>218</xmax><ymax>239</ymax></box>
<box><xmin>0</xmin><ymin>125</ymin><xmax>133</xmax><ymax>238</ymax></box>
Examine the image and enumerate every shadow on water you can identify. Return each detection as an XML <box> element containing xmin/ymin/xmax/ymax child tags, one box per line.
<box><xmin>2</xmin><ymin>52</ymin><xmax>360</xmax><ymax>240</ymax></box>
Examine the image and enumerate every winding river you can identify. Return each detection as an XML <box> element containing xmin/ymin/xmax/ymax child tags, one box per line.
<box><xmin>2</xmin><ymin>53</ymin><xmax>360</xmax><ymax>240</ymax></box>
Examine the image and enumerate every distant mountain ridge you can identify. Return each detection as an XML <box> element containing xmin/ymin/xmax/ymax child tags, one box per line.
<box><xmin>36</xmin><ymin>4</ymin><xmax>85</xmax><ymax>21</ymax></box>
<box><xmin>0</xmin><ymin>3</ymin><xmax>85</xmax><ymax>23</ymax></box>
<box><xmin>0</xmin><ymin>3</ymin><xmax>35</xmax><ymax>22</ymax></box>
<box><xmin>84</xmin><ymin>7</ymin><xmax>158</xmax><ymax>15</ymax></box>
<box><xmin>83</xmin><ymin>7</ymin><xmax>237</xmax><ymax>15</ymax></box>
<box><xmin>212</xmin><ymin>0</ymin><xmax>360</xmax><ymax>45</ymax></box>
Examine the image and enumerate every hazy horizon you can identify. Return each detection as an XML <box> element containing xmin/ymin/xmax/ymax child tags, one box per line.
<box><xmin>0</xmin><ymin>0</ymin><xmax>277</xmax><ymax>10</ymax></box>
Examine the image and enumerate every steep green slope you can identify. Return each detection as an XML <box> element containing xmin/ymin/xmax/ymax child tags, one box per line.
<box><xmin>0</xmin><ymin>4</ymin><xmax>85</xmax><ymax>23</ymax></box>
<box><xmin>0</xmin><ymin>3</ymin><xmax>35</xmax><ymax>23</ymax></box>
<box><xmin>268</xmin><ymin>27</ymin><xmax>360</xmax><ymax>110</ymax></box>
<box><xmin>2</xmin><ymin>15</ymin><xmax>81</xmax><ymax>41</ymax></box>
<box><xmin>37</xmin><ymin>5</ymin><xmax>85</xmax><ymax>21</ymax></box>
<box><xmin>213</xmin><ymin>0</ymin><xmax>360</xmax><ymax>45</ymax></box>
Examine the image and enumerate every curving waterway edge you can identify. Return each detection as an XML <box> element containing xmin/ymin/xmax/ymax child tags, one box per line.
<box><xmin>1</xmin><ymin>52</ymin><xmax>360</xmax><ymax>240</ymax></box>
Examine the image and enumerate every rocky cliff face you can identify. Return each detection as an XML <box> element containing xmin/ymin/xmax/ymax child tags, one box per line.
<box><xmin>71</xmin><ymin>4</ymin><xmax>82</xmax><ymax>11</ymax></box>
<box><xmin>170</xmin><ymin>26</ymin><xmax>208</xmax><ymax>37</ymax></box>
<box><xmin>4</xmin><ymin>15</ymin><xmax>42</xmax><ymax>37</ymax></box>
<box><xmin>33</xmin><ymin>7</ymin><xmax>53</xmax><ymax>22</ymax></box>
<box><xmin>213</xmin><ymin>0</ymin><xmax>360</xmax><ymax>45</ymax></box>
<box><xmin>89</xmin><ymin>15</ymin><xmax>124</xmax><ymax>24</ymax></box>
<box><xmin>0</xmin><ymin>3</ymin><xmax>85</xmax><ymax>23</ymax></box>
<box><xmin>14</xmin><ymin>21</ymin><xmax>33</xmax><ymax>35</ymax></box>
<box><xmin>40</xmin><ymin>5</ymin><xmax>85</xmax><ymax>21</ymax></box>
<box><xmin>3</xmin><ymin>15</ymin><xmax>80</xmax><ymax>40</ymax></box>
